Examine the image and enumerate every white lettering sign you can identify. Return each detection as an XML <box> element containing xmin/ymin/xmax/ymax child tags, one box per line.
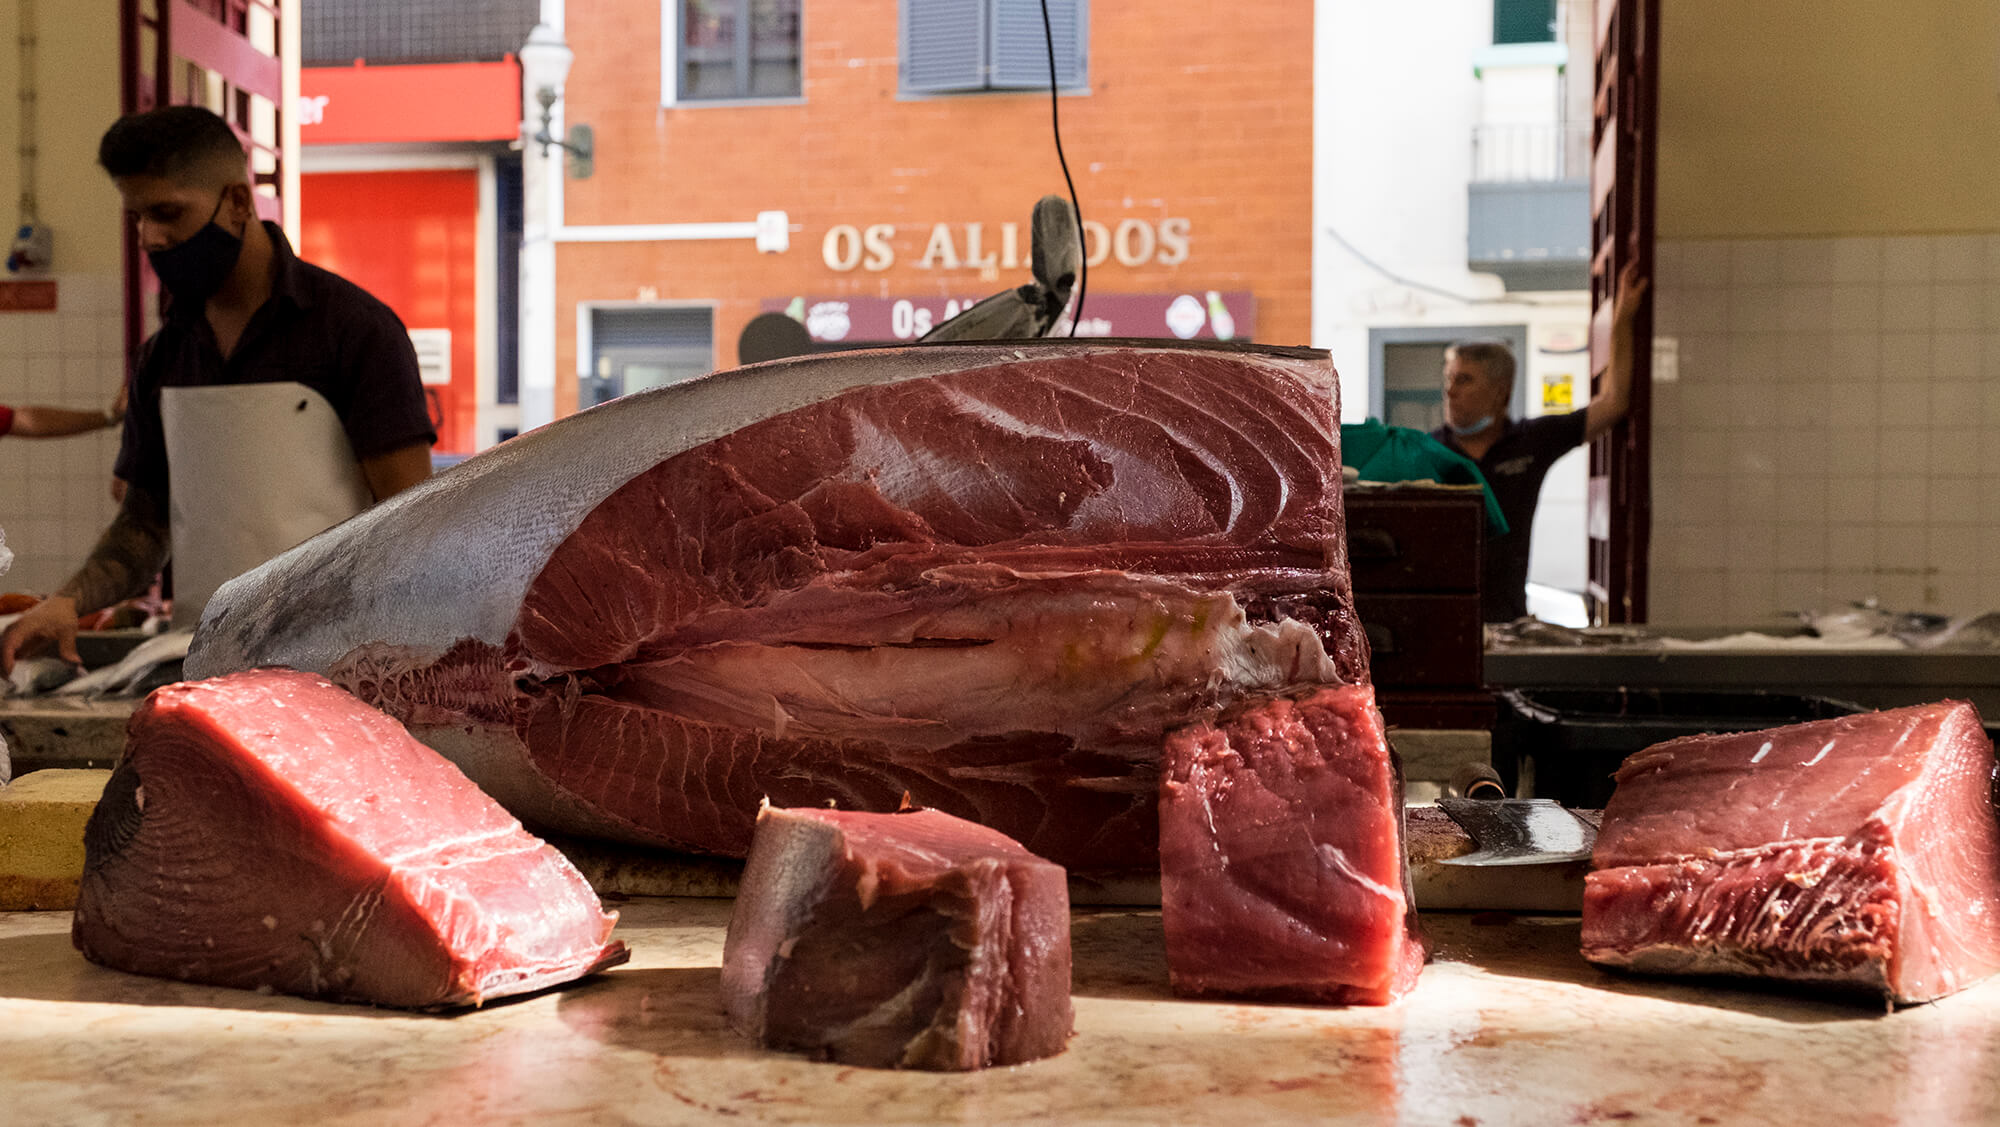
<box><xmin>919</xmin><ymin>223</ymin><xmax>960</xmax><ymax>270</ymax></box>
<box><xmin>822</xmin><ymin>226</ymin><xmax>862</xmax><ymax>272</ymax></box>
<box><xmin>890</xmin><ymin>299</ymin><xmax>934</xmax><ymax>338</ymax></box>
<box><xmin>862</xmin><ymin>224</ymin><xmax>895</xmax><ymax>271</ymax></box>
<box><xmin>1157</xmin><ymin>217</ymin><xmax>1191</xmax><ymax>265</ymax></box>
<box><xmin>1112</xmin><ymin>218</ymin><xmax>1155</xmax><ymax>267</ymax></box>
<box><xmin>818</xmin><ymin>218</ymin><xmax>1193</xmax><ymax>273</ymax></box>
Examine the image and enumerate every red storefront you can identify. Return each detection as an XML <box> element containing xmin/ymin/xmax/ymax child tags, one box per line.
<box><xmin>297</xmin><ymin>60</ymin><xmax>522</xmax><ymax>455</ymax></box>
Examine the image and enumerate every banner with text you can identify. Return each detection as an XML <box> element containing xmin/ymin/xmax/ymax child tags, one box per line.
<box><xmin>759</xmin><ymin>292</ymin><xmax>1257</xmax><ymax>344</ymax></box>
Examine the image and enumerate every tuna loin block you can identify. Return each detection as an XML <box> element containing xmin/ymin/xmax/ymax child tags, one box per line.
<box><xmin>1159</xmin><ymin>685</ymin><xmax>1424</xmax><ymax>1004</ymax></box>
<box><xmin>722</xmin><ymin>804</ymin><xmax>1072</xmax><ymax>1069</ymax></box>
<box><xmin>1582</xmin><ymin>701</ymin><xmax>2000</xmax><ymax>1004</ymax></box>
<box><xmin>73</xmin><ymin>670</ymin><xmax>627</xmax><ymax>1008</ymax></box>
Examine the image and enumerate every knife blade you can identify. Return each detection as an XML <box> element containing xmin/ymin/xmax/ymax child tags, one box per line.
<box><xmin>1435</xmin><ymin>797</ymin><xmax>1598</xmax><ymax>867</ymax></box>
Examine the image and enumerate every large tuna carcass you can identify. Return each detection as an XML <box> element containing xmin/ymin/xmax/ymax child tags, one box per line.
<box><xmin>187</xmin><ymin>341</ymin><xmax>1367</xmax><ymax>871</ymax></box>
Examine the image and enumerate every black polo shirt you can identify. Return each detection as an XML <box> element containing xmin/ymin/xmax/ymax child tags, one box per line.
<box><xmin>1432</xmin><ymin>410</ymin><xmax>1588</xmax><ymax>622</ymax></box>
<box><xmin>114</xmin><ymin>222</ymin><xmax>436</xmax><ymax>508</ymax></box>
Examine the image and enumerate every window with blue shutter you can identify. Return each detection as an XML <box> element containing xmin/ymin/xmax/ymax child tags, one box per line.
<box><xmin>903</xmin><ymin>0</ymin><xmax>987</xmax><ymax>93</ymax></box>
<box><xmin>900</xmin><ymin>0</ymin><xmax>1088</xmax><ymax>95</ymax></box>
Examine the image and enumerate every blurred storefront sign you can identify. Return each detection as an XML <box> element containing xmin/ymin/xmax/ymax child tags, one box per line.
<box><xmin>300</xmin><ymin>60</ymin><xmax>522</xmax><ymax>145</ymax></box>
<box><xmin>759</xmin><ymin>291</ymin><xmax>1256</xmax><ymax>343</ymax></box>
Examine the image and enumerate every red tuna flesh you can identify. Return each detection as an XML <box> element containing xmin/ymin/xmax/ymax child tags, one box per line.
<box><xmin>722</xmin><ymin>803</ymin><xmax>1072</xmax><ymax>1069</ymax></box>
<box><xmin>1581</xmin><ymin>701</ymin><xmax>2000</xmax><ymax>1004</ymax></box>
<box><xmin>188</xmin><ymin>342</ymin><xmax>1364</xmax><ymax>872</ymax></box>
<box><xmin>1159</xmin><ymin>684</ymin><xmax>1424</xmax><ymax>1004</ymax></box>
<box><xmin>72</xmin><ymin>669</ymin><xmax>628</xmax><ymax>1008</ymax></box>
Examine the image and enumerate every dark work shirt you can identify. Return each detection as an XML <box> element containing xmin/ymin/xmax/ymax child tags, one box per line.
<box><xmin>1432</xmin><ymin>410</ymin><xmax>1589</xmax><ymax>623</ymax></box>
<box><xmin>114</xmin><ymin>222</ymin><xmax>436</xmax><ymax>509</ymax></box>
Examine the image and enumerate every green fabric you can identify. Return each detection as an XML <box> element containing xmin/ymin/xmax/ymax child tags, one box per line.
<box><xmin>1341</xmin><ymin>419</ymin><xmax>1510</xmax><ymax>534</ymax></box>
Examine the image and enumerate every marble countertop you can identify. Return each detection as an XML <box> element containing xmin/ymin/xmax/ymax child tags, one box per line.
<box><xmin>3</xmin><ymin>898</ymin><xmax>1991</xmax><ymax>1126</ymax></box>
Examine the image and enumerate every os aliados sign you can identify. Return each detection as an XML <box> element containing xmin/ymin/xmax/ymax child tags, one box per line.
<box><xmin>821</xmin><ymin>218</ymin><xmax>1193</xmax><ymax>273</ymax></box>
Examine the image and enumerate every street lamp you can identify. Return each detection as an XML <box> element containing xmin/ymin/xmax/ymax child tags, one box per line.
<box><xmin>518</xmin><ymin>25</ymin><xmax>591</xmax><ymax>178</ymax></box>
<box><xmin>531</xmin><ymin>86</ymin><xmax>593</xmax><ymax>178</ymax></box>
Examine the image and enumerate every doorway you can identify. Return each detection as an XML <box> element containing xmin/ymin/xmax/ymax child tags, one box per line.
<box><xmin>580</xmin><ymin>305</ymin><xmax>716</xmax><ymax>409</ymax></box>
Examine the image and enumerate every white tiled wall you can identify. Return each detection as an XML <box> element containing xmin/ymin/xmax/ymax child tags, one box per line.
<box><xmin>1650</xmin><ymin>234</ymin><xmax>2000</xmax><ymax>623</ymax></box>
<box><xmin>0</xmin><ymin>272</ymin><xmax>127</xmax><ymax>596</ymax></box>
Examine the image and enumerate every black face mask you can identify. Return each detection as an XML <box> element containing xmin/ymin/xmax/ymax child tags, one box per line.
<box><xmin>147</xmin><ymin>191</ymin><xmax>245</xmax><ymax>306</ymax></box>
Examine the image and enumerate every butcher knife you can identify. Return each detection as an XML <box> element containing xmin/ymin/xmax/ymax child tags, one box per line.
<box><xmin>1435</xmin><ymin>797</ymin><xmax>1598</xmax><ymax>867</ymax></box>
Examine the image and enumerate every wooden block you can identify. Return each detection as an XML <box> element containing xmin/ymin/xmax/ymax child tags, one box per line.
<box><xmin>0</xmin><ymin>769</ymin><xmax>111</xmax><ymax>910</ymax></box>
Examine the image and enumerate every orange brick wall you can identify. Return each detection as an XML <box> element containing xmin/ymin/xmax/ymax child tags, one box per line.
<box><xmin>556</xmin><ymin>1</ymin><xmax>1311</xmax><ymax>416</ymax></box>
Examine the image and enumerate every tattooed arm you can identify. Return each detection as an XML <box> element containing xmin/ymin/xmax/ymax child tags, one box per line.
<box><xmin>0</xmin><ymin>483</ymin><xmax>169</xmax><ymax>675</ymax></box>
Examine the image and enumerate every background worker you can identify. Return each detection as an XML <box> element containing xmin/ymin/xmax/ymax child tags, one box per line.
<box><xmin>1433</xmin><ymin>262</ymin><xmax>1648</xmax><ymax>622</ymax></box>
<box><xmin>0</xmin><ymin>106</ymin><xmax>435</xmax><ymax>674</ymax></box>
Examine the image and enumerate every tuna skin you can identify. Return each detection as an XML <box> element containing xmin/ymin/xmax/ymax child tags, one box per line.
<box><xmin>1158</xmin><ymin>685</ymin><xmax>1425</xmax><ymax>1005</ymax></box>
<box><xmin>72</xmin><ymin>669</ymin><xmax>627</xmax><ymax>1009</ymax></box>
<box><xmin>1581</xmin><ymin>701</ymin><xmax>2000</xmax><ymax>1004</ymax></box>
<box><xmin>722</xmin><ymin>804</ymin><xmax>1072</xmax><ymax>1070</ymax></box>
<box><xmin>188</xmin><ymin>342</ymin><xmax>1365</xmax><ymax>872</ymax></box>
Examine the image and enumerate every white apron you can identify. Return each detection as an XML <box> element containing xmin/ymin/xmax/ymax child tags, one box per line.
<box><xmin>162</xmin><ymin>383</ymin><xmax>372</xmax><ymax>630</ymax></box>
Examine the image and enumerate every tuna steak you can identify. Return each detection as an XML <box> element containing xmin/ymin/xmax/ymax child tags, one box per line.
<box><xmin>72</xmin><ymin>669</ymin><xmax>627</xmax><ymax>1008</ymax></box>
<box><xmin>1159</xmin><ymin>684</ymin><xmax>1424</xmax><ymax>1004</ymax></box>
<box><xmin>1581</xmin><ymin>701</ymin><xmax>2000</xmax><ymax>1004</ymax></box>
<box><xmin>722</xmin><ymin>803</ymin><xmax>1072</xmax><ymax>1069</ymax></box>
<box><xmin>186</xmin><ymin>341</ymin><xmax>1364</xmax><ymax>871</ymax></box>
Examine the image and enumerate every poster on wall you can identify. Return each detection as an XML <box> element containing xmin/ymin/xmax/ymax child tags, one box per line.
<box><xmin>759</xmin><ymin>292</ymin><xmax>1257</xmax><ymax>345</ymax></box>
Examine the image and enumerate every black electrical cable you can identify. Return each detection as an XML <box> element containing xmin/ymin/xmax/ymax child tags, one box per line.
<box><xmin>1040</xmin><ymin>0</ymin><xmax>1085</xmax><ymax>336</ymax></box>
<box><xmin>1324</xmin><ymin>223</ymin><xmax>1572</xmax><ymax>308</ymax></box>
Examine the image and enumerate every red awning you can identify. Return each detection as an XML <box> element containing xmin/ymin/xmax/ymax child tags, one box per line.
<box><xmin>301</xmin><ymin>60</ymin><xmax>521</xmax><ymax>146</ymax></box>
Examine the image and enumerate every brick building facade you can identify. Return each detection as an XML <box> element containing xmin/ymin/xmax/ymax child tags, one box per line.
<box><xmin>548</xmin><ymin>0</ymin><xmax>1311</xmax><ymax>417</ymax></box>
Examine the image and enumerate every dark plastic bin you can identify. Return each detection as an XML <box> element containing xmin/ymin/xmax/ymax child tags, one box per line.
<box><xmin>1493</xmin><ymin>688</ymin><xmax>1871</xmax><ymax>810</ymax></box>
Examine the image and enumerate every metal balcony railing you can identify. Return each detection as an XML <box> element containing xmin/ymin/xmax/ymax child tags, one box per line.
<box><xmin>1470</xmin><ymin>123</ymin><xmax>1592</xmax><ymax>183</ymax></box>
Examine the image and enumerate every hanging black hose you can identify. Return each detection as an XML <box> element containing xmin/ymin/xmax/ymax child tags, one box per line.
<box><xmin>1039</xmin><ymin>0</ymin><xmax>1085</xmax><ymax>335</ymax></box>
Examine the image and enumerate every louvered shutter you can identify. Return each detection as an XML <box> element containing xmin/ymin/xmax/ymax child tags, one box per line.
<box><xmin>588</xmin><ymin>308</ymin><xmax>715</xmax><ymax>399</ymax></box>
<box><xmin>592</xmin><ymin>307</ymin><xmax>713</xmax><ymax>354</ymax></box>
<box><xmin>986</xmin><ymin>0</ymin><xmax>1086</xmax><ymax>90</ymax></box>
<box><xmin>902</xmin><ymin>0</ymin><xmax>988</xmax><ymax>93</ymax></box>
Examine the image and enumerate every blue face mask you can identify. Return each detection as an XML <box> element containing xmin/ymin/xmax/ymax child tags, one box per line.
<box><xmin>1449</xmin><ymin>414</ymin><xmax>1494</xmax><ymax>437</ymax></box>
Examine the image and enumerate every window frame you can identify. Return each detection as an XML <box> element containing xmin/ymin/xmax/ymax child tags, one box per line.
<box><xmin>660</xmin><ymin>0</ymin><xmax>808</xmax><ymax>107</ymax></box>
<box><xmin>898</xmin><ymin>0</ymin><xmax>1091</xmax><ymax>99</ymax></box>
<box><xmin>576</xmin><ymin>299</ymin><xmax>719</xmax><ymax>409</ymax></box>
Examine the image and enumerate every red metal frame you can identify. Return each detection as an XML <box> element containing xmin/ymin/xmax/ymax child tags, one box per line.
<box><xmin>117</xmin><ymin>0</ymin><xmax>288</xmax><ymax>367</ymax></box>
<box><xmin>1585</xmin><ymin>0</ymin><xmax>1659</xmax><ymax>624</ymax></box>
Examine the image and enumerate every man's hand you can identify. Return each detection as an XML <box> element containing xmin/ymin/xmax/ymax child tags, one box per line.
<box><xmin>1584</xmin><ymin>260</ymin><xmax>1652</xmax><ymax>443</ymax></box>
<box><xmin>10</xmin><ymin>483</ymin><xmax>173</xmax><ymax>677</ymax></box>
<box><xmin>1613</xmin><ymin>260</ymin><xmax>1649</xmax><ymax>333</ymax></box>
<box><xmin>0</xmin><ymin>595</ymin><xmax>82</xmax><ymax>676</ymax></box>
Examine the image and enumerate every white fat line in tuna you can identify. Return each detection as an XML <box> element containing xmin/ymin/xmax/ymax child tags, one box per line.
<box><xmin>1751</xmin><ymin>741</ymin><xmax>1773</xmax><ymax>764</ymax></box>
<box><xmin>1315</xmin><ymin>843</ymin><xmax>1401</xmax><ymax>903</ymax></box>
<box><xmin>376</xmin><ymin>823</ymin><xmax>526</xmax><ymax>868</ymax></box>
<box><xmin>1804</xmin><ymin>740</ymin><xmax>1836</xmax><ymax>767</ymax></box>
